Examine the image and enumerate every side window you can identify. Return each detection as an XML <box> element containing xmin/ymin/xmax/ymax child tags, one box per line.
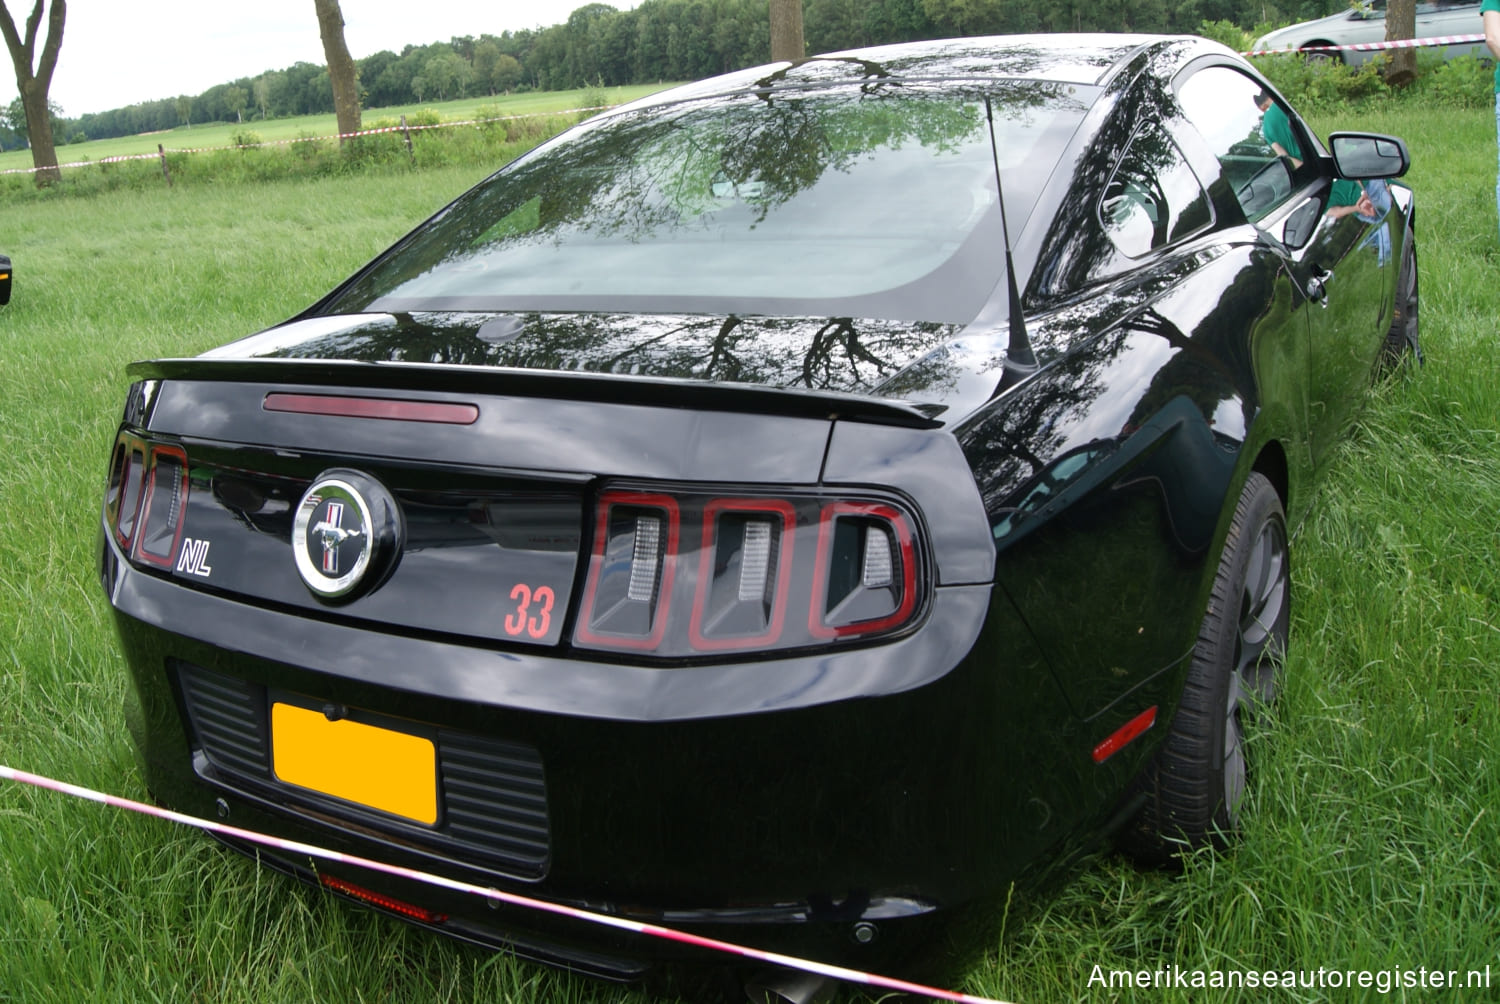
<box><xmin>1177</xmin><ymin>67</ymin><xmax>1314</xmax><ymax>222</ymax></box>
<box><xmin>1099</xmin><ymin>124</ymin><xmax>1212</xmax><ymax>260</ymax></box>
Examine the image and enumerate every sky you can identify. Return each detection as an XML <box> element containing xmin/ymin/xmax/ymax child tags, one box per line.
<box><xmin>1</xmin><ymin>1</ymin><xmax>641</xmax><ymax>117</ymax></box>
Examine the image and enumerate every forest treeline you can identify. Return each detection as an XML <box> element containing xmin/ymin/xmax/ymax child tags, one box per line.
<box><xmin>9</xmin><ymin>0</ymin><xmax>1341</xmax><ymax>149</ymax></box>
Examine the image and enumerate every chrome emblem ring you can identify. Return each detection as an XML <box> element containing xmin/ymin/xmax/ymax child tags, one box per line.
<box><xmin>292</xmin><ymin>470</ymin><xmax>401</xmax><ymax>600</ymax></box>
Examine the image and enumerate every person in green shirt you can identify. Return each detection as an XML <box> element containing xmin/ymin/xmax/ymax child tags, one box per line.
<box><xmin>1485</xmin><ymin>0</ymin><xmax>1500</xmax><ymax>241</ymax></box>
<box><xmin>1327</xmin><ymin>179</ymin><xmax>1374</xmax><ymax>220</ymax></box>
<box><xmin>1254</xmin><ymin>90</ymin><xmax>1302</xmax><ymax>168</ymax></box>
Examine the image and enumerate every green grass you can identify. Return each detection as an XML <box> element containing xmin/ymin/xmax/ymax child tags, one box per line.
<box><xmin>0</xmin><ymin>84</ymin><xmax>671</xmax><ymax>174</ymax></box>
<box><xmin>1</xmin><ymin>105</ymin><xmax>1498</xmax><ymax>1002</ymax></box>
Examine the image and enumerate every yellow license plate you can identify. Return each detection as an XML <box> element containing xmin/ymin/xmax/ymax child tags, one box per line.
<box><xmin>271</xmin><ymin>703</ymin><xmax>437</xmax><ymax>825</ymax></box>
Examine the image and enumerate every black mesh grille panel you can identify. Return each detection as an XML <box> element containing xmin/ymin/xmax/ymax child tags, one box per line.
<box><xmin>179</xmin><ymin>664</ymin><xmax>270</xmax><ymax>777</ymax></box>
<box><xmin>174</xmin><ymin>661</ymin><xmax>550</xmax><ymax>878</ymax></box>
<box><xmin>439</xmin><ymin>732</ymin><xmax>551</xmax><ymax>872</ymax></box>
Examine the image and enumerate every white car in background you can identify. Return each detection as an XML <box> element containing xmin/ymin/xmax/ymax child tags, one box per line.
<box><xmin>1255</xmin><ymin>0</ymin><xmax>1489</xmax><ymax>64</ymax></box>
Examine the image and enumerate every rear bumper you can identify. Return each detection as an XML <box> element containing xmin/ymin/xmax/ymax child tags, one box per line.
<box><xmin>104</xmin><ymin>530</ymin><xmax>1103</xmax><ymax>973</ymax></box>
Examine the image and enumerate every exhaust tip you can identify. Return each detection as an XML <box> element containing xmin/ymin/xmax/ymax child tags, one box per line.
<box><xmin>744</xmin><ymin>967</ymin><xmax>833</xmax><ymax>1004</ymax></box>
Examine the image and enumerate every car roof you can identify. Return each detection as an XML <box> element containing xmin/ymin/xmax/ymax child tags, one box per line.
<box><xmin>605</xmin><ymin>34</ymin><xmax>1174</xmax><ymax>117</ymax></box>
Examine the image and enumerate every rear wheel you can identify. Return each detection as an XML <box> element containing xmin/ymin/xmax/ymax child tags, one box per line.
<box><xmin>1119</xmin><ymin>472</ymin><xmax>1288</xmax><ymax>864</ymax></box>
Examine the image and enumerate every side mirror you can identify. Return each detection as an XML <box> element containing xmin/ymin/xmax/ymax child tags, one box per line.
<box><xmin>1328</xmin><ymin>132</ymin><xmax>1410</xmax><ymax>179</ymax></box>
<box><xmin>0</xmin><ymin>255</ymin><xmax>10</xmax><ymax>306</ymax></box>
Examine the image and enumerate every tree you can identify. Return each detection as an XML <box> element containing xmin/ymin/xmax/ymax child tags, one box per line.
<box><xmin>473</xmin><ymin>38</ymin><xmax>501</xmax><ymax>94</ymax></box>
<box><xmin>421</xmin><ymin>51</ymin><xmax>472</xmax><ymax>100</ymax></box>
<box><xmin>253</xmin><ymin>73</ymin><xmax>275</xmax><ymax>119</ymax></box>
<box><xmin>0</xmin><ymin>0</ymin><xmax>65</xmax><ymax>186</ymax></box>
<box><xmin>224</xmin><ymin>84</ymin><xmax>247</xmax><ymax>123</ymax></box>
<box><xmin>493</xmin><ymin>53</ymin><xmax>523</xmax><ymax>93</ymax></box>
<box><xmin>770</xmin><ymin>0</ymin><xmax>804</xmax><ymax>61</ymax></box>
<box><xmin>313</xmin><ymin>0</ymin><xmax>360</xmax><ymax>140</ymax></box>
<box><xmin>1383</xmin><ymin>0</ymin><xmax>1417</xmax><ymax>86</ymax></box>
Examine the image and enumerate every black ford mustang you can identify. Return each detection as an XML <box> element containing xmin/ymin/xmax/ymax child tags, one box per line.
<box><xmin>100</xmin><ymin>34</ymin><xmax>1415</xmax><ymax>986</ymax></box>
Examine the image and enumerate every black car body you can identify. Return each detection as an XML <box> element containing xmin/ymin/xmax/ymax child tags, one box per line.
<box><xmin>100</xmin><ymin>34</ymin><xmax>1416</xmax><ymax>981</ymax></box>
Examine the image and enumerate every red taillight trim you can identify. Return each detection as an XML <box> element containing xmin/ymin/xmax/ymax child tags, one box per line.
<box><xmin>688</xmin><ymin>498</ymin><xmax>797</xmax><ymax>652</ymax></box>
<box><xmin>264</xmin><ymin>392</ymin><xmax>480</xmax><ymax>425</ymax></box>
<box><xmin>133</xmin><ymin>443</ymin><xmax>190</xmax><ymax>568</ymax></box>
<box><xmin>575</xmin><ymin>490</ymin><xmax>681</xmax><ymax>651</ymax></box>
<box><xmin>319</xmin><ymin>874</ymin><xmax>448</xmax><ymax>924</ymax></box>
<box><xmin>1092</xmin><ymin>705</ymin><xmax>1158</xmax><ymax>764</ymax></box>
<box><xmin>808</xmin><ymin>501</ymin><xmax>918</xmax><ymax>640</ymax></box>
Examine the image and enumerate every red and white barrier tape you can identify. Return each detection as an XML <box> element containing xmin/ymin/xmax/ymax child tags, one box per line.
<box><xmin>0</xmin><ymin>105</ymin><xmax>609</xmax><ymax>177</ymax></box>
<box><xmin>1246</xmin><ymin>32</ymin><xmax>1485</xmax><ymax>57</ymax></box>
<box><xmin>0</xmin><ymin>764</ymin><xmax>1012</xmax><ymax>1004</ymax></box>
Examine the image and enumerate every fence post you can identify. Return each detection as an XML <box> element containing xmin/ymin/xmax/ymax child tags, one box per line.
<box><xmin>157</xmin><ymin>144</ymin><xmax>172</xmax><ymax>187</ymax></box>
<box><xmin>400</xmin><ymin>115</ymin><xmax>415</xmax><ymax>165</ymax></box>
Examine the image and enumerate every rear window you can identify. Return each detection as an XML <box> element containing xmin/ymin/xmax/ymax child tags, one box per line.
<box><xmin>320</xmin><ymin>81</ymin><xmax>1089</xmax><ymax>324</ymax></box>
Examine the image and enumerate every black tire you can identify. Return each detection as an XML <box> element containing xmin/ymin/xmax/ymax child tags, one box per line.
<box><xmin>1381</xmin><ymin>227</ymin><xmax>1420</xmax><ymax>367</ymax></box>
<box><xmin>1120</xmin><ymin>471</ymin><xmax>1289</xmax><ymax>864</ymax></box>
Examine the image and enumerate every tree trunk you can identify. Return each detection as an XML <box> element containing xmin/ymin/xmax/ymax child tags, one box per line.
<box><xmin>769</xmin><ymin>0</ymin><xmax>804</xmax><ymax>63</ymax></box>
<box><xmin>0</xmin><ymin>0</ymin><xmax>66</xmax><ymax>187</ymax></box>
<box><xmin>314</xmin><ymin>0</ymin><xmax>360</xmax><ymax>141</ymax></box>
<box><xmin>1383</xmin><ymin>0</ymin><xmax>1417</xmax><ymax>87</ymax></box>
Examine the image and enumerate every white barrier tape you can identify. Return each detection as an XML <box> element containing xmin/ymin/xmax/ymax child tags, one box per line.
<box><xmin>1246</xmin><ymin>32</ymin><xmax>1485</xmax><ymax>57</ymax></box>
<box><xmin>0</xmin><ymin>149</ymin><xmax>164</xmax><ymax>175</ymax></box>
<box><xmin>0</xmin><ymin>764</ymin><xmax>1012</xmax><ymax>1004</ymax></box>
<box><xmin>0</xmin><ymin>105</ymin><xmax>610</xmax><ymax>176</ymax></box>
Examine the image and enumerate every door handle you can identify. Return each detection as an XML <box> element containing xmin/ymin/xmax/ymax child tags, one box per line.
<box><xmin>1306</xmin><ymin>266</ymin><xmax>1333</xmax><ymax>307</ymax></box>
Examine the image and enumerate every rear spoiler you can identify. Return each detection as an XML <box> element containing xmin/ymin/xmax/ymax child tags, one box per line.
<box><xmin>127</xmin><ymin>358</ymin><xmax>946</xmax><ymax>429</ymax></box>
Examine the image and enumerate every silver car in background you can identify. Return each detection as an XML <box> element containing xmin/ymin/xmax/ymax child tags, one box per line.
<box><xmin>1255</xmin><ymin>0</ymin><xmax>1489</xmax><ymax>64</ymax></box>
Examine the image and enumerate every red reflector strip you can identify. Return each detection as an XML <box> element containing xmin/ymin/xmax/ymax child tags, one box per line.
<box><xmin>264</xmin><ymin>393</ymin><xmax>479</xmax><ymax>425</ymax></box>
<box><xmin>1092</xmin><ymin>705</ymin><xmax>1158</xmax><ymax>764</ymax></box>
<box><xmin>319</xmin><ymin>873</ymin><xmax>448</xmax><ymax>924</ymax></box>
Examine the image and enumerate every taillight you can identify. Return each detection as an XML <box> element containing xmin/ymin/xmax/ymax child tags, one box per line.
<box><xmin>689</xmin><ymin>498</ymin><xmax>797</xmax><ymax>651</ymax></box>
<box><xmin>809</xmin><ymin>501</ymin><xmax>918</xmax><ymax>640</ymax></box>
<box><xmin>135</xmin><ymin>444</ymin><xmax>189</xmax><ymax>568</ymax></box>
<box><xmin>106</xmin><ymin>435</ymin><xmax>147</xmax><ymax>551</ymax></box>
<box><xmin>104</xmin><ymin>432</ymin><xmax>191</xmax><ymax>569</ymax></box>
<box><xmin>575</xmin><ymin>490</ymin><xmax>681</xmax><ymax>650</ymax></box>
<box><xmin>576</xmin><ymin>486</ymin><xmax>925</xmax><ymax>658</ymax></box>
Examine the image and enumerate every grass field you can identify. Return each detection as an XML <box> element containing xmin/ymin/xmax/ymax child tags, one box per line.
<box><xmin>1</xmin><ymin>101</ymin><xmax>1498</xmax><ymax>1003</ymax></box>
<box><xmin>0</xmin><ymin>84</ymin><xmax>671</xmax><ymax>176</ymax></box>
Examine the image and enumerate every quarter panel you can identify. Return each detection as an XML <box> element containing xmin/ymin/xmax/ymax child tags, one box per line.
<box><xmin>956</xmin><ymin>244</ymin><xmax>1301</xmax><ymax>720</ymax></box>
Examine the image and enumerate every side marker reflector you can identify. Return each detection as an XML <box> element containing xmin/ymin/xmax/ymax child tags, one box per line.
<box><xmin>1092</xmin><ymin>705</ymin><xmax>1158</xmax><ymax>764</ymax></box>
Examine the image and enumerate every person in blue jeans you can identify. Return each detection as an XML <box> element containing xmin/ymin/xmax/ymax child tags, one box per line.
<box><xmin>1486</xmin><ymin>0</ymin><xmax>1500</xmax><ymax>241</ymax></box>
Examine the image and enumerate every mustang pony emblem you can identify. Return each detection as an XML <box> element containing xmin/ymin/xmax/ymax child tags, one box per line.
<box><xmin>311</xmin><ymin>501</ymin><xmax>362</xmax><ymax>574</ymax></box>
<box><xmin>291</xmin><ymin>472</ymin><xmax>400</xmax><ymax>600</ymax></box>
